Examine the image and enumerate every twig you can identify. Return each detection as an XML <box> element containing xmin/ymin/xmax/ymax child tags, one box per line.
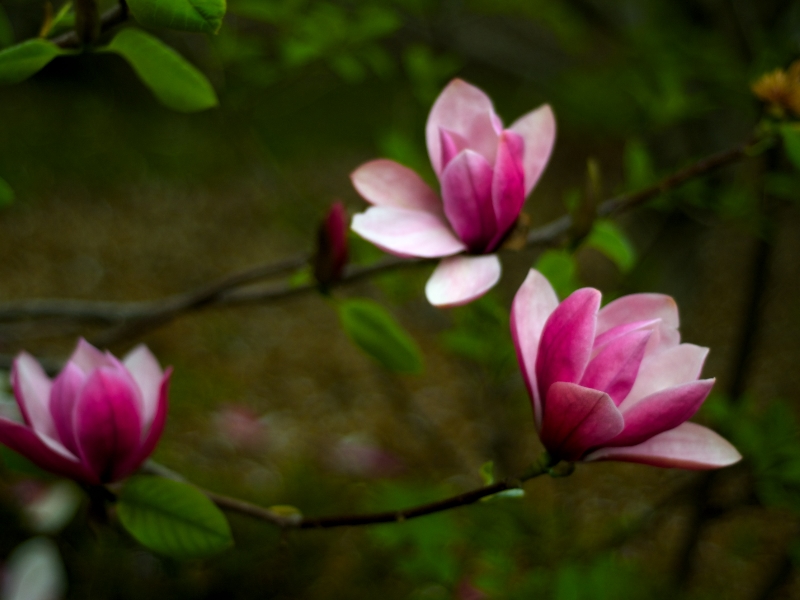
<box><xmin>52</xmin><ymin>1</ymin><xmax>128</xmax><ymax>49</ymax></box>
<box><xmin>0</xmin><ymin>136</ymin><xmax>762</xmax><ymax>352</ymax></box>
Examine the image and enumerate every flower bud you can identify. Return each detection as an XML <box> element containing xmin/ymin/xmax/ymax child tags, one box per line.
<box><xmin>313</xmin><ymin>201</ymin><xmax>349</xmax><ymax>290</ymax></box>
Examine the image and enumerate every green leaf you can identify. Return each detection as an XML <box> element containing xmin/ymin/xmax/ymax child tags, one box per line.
<box><xmin>338</xmin><ymin>298</ymin><xmax>423</xmax><ymax>373</ymax></box>
<box><xmin>624</xmin><ymin>138</ymin><xmax>655</xmax><ymax>189</ymax></box>
<box><xmin>780</xmin><ymin>125</ymin><xmax>800</xmax><ymax>172</ymax></box>
<box><xmin>0</xmin><ymin>40</ymin><xmax>67</xmax><ymax>85</ymax></box>
<box><xmin>0</xmin><ymin>175</ymin><xmax>14</xmax><ymax>206</ymax></box>
<box><xmin>534</xmin><ymin>250</ymin><xmax>580</xmax><ymax>299</ymax></box>
<box><xmin>127</xmin><ymin>0</ymin><xmax>226</xmax><ymax>34</ymax></box>
<box><xmin>583</xmin><ymin>219</ymin><xmax>636</xmax><ymax>272</ymax></box>
<box><xmin>104</xmin><ymin>29</ymin><xmax>218</xmax><ymax>113</ymax></box>
<box><xmin>117</xmin><ymin>476</ymin><xmax>233</xmax><ymax>559</ymax></box>
<box><xmin>0</xmin><ymin>3</ymin><xmax>13</xmax><ymax>48</ymax></box>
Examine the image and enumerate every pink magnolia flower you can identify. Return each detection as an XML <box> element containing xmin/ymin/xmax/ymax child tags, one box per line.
<box><xmin>511</xmin><ymin>270</ymin><xmax>741</xmax><ymax>469</ymax></box>
<box><xmin>351</xmin><ymin>79</ymin><xmax>556</xmax><ymax>307</ymax></box>
<box><xmin>0</xmin><ymin>339</ymin><xmax>171</xmax><ymax>484</ymax></box>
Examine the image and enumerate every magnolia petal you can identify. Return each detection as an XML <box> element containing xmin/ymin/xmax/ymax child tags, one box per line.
<box><xmin>509</xmin><ymin>104</ymin><xmax>556</xmax><ymax>196</ymax></box>
<box><xmin>118</xmin><ymin>368</ymin><xmax>172</xmax><ymax>479</ymax></box>
<box><xmin>597</xmin><ymin>294</ymin><xmax>680</xmax><ymax>354</ymax></box>
<box><xmin>592</xmin><ymin>319</ymin><xmax>661</xmax><ymax>350</ymax></box>
<box><xmin>439</xmin><ymin>128</ymin><xmax>469</xmax><ymax>172</ymax></box>
<box><xmin>11</xmin><ymin>352</ymin><xmax>56</xmax><ymax>441</ymax></box>
<box><xmin>49</xmin><ymin>363</ymin><xmax>85</xmax><ymax>455</ymax></box>
<box><xmin>510</xmin><ymin>269</ymin><xmax>559</xmax><ymax>429</ymax></box>
<box><xmin>74</xmin><ymin>367</ymin><xmax>143</xmax><ymax>483</ymax></box>
<box><xmin>350</xmin><ymin>159</ymin><xmax>441</xmax><ymax>214</ymax></box>
<box><xmin>621</xmin><ymin>344</ymin><xmax>709</xmax><ymax>409</ymax></box>
<box><xmin>540</xmin><ymin>382</ymin><xmax>624</xmax><ymax>461</ymax></box>
<box><xmin>123</xmin><ymin>344</ymin><xmax>164</xmax><ymax>430</ymax></box>
<box><xmin>440</xmin><ymin>150</ymin><xmax>496</xmax><ymax>251</ymax></box>
<box><xmin>580</xmin><ymin>329</ymin><xmax>652</xmax><ymax>406</ymax></box>
<box><xmin>426</xmin><ymin>79</ymin><xmax>500</xmax><ymax>176</ymax></box>
<box><xmin>425</xmin><ymin>254</ymin><xmax>501</xmax><ymax>307</ymax></box>
<box><xmin>584</xmin><ymin>422</ymin><xmax>742</xmax><ymax>470</ymax></box>
<box><xmin>68</xmin><ymin>338</ymin><xmax>113</xmax><ymax>373</ymax></box>
<box><xmin>610</xmin><ymin>379</ymin><xmax>716</xmax><ymax>447</ymax></box>
<box><xmin>351</xmin><ymin>206</ymin><xmax>466</xmax><ymax>258</ymax></box>
<box><xmin>535</xmin><ymin>288</ymin><xmax>601</xmax><ymax>400</ymax></box>
<box><xmin>489</xmin><ymin>131</ymin><xmax>526</xmax><ymax>250</ymax></box>
<box><xmin>0</xmin><ymin>417</ymin><xmax>94</xmax><ymax>483</ymax></box>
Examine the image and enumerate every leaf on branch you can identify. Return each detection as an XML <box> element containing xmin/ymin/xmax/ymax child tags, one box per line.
<box><xmin>0</xmin><ymin>175</ymin><xmax>14</xmax><ymax>206</ymax></box>
<box><xmin>583</xmin><ymin>219</ymin><xmax>636</xmax><ymax>273</ymax></box>
<box><xmin>780</xmin><ymin>124</ymin><xmax>800</xmax><ymax>172</ymax></box>
<box><xmin>338</xmin><ymin>298</ymin><xmax>423</xmax><ymax>374</ymax></box>
<box><xmin>103</xmin><ymin>29</ymin><xmax>218</xmax><ymax>113</ymax></box>
<box><xmin>534</xmin><ymin>250</ymin><xmax>581</xmax><ymax>299</ymax></box>
<box><xmin>0</xmin><ymin>3</ymin><xmax>13</xmax><ymax>48</ymax></box>
<box><xmin>117</xmin><ymin>476</ymin><xmax>233</xmax><ymax>559</ymax></box>
<box><xmin>126</xmin><ymin>0</ymin><xmax>226</xmax><ymax>34</ymax></box>
<box><xmin>0</xmin><ymin>40</ymin><xmax>69</xmax><ymax>85</ymax></box>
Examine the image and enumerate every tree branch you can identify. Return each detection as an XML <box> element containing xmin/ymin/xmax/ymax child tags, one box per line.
<box><xmin>52</xmin><ymin>1</ymin><xmax>129</xmax><ymax>49</ymax></box>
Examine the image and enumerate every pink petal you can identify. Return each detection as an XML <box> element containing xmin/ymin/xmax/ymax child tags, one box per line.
<box><xmin>620</xmin><ymin>343</ymin><xmax>709</xmax><ymax>409</ymax></box>
<box><xmin>67</xmin><ymin>338</ymin><xmax>113</xmax><ymax>373</ymax></box>
<box><xmin>49</xmin><ymin>363</ymin><xmax>85</xmax><ymax>455</ymax></box>
<box><xmin>508</xmin><ymin>104</ymin><xmax>556</xmax><ymax>196</ymax></box>
<box><xmin>123</xmin><ymin>344</ymin><xmax>164</xmax><ymax>430</ymax></box>
<box><xmin>596</xmin><ymin>294</ymin><xmax>680</xmax><ymax>354</ymax></box>
<box><xmin>424</xmin><ymin>254</ymin><xmax>501</xmax><ymax>307</ymax></box>
<box><xmin>611</xmin><ymin>379</ymin><xmax>715</xmax><ymax>447</ymax></box>
<box><xmin>510</xmin><ymin>269</ymin><xmax>559</xmax><ymax>429</ymax></box>
<box><xmin>535</xmin><ymin>288</ymin><xmax>601</xmax><ymax>402</ymax></box>
<box><xmin>489</xmin><ymin>131</ymin><xmax>526</xmax><ymax>250</ymax></box>
<box><xmin>0</xmin><ymin>417</ymin><xmax>95</xmax><ymax>483</ymax></box>
<box><xmin>426</xmin><ymin>79</ymin><xmax>500</xmax><ymax>176</ymax></box>
<box><xmin>580</xmin><ymin>329</ymin><xmax>652</xmax><ymax>405</ymax></box>
<box><xmin>351</xmin><ymin>206</ymin><xmax>466</xmax><ymax>258</ymax></box>
<box><xmin>439</xmin><ymin>128</ymin><xmax>469</xmax><ymax>171</ymax></box>
<box><xmin>592</xmin><ymin>319</ymin><xmax>660</xmax><ymax>350</ymax></box>
<box><xmin>351</xmin><ymin>159</ymin><xmax>441</xmax><ymax>214</ymax></box>
<box><xmin>584</xmin><ymin>422</ymin><xmax>742</xmax><ymax>470</ymax></box>
<box><xmin>540</xmin><ymin>382</ymin><xmax>624</xmax><ymax>461</ymax></box>
<box><xmin>11</xmin><ymin>353</ymin><xmax>55</xmax><ymax>439</ymax></box>
<box><xmin>440</xmin><ymin>150</ymin><xmax>496</xmax><ymax>251</ymax></box>
<box><xmin>73</xmin><ymin>366</ymin><xmax>143</xmax><ymax>482</ymax></box>
<box><xmin>117</xmin><ymin>367</ymin><xmax>172</xmax><ymax>479</ymax></box>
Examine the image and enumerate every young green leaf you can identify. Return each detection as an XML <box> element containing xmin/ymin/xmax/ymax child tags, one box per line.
<box><xmin>0</xmin><ymin>3</ymin><xmax>13</xmax><ymax>48</ymax></box>
<box><xmin>534</xmin><ymin>250</ymin><xmax>580</xmax><ymax>299</ymax></box>
<box><xmin>338</xmin><ymin>298</ymin><xmax>423</xmax><ymax>374</ymax></box>
<box><xmin>0</xmin><ymin>175</ymin><xmax>14</xmax><ymax>206</ymax></box>
<box><xmin>0</xmin><ymin>40</ymin><xmax>67</xmax><ymax>85</ymax></box>
<box><xmin>117</xmin><ymin>476</ymin><xmax>233</xmax><ymax>559</ymax></box>
<box><xmin>126</xmin><ymin>0</ymin><xmax>226</xmax><ymax>34</ymax></box>
<box><xmin>104</xmin><ymin>29</ymin><xmax>218</xmax><ymax>113</ymax></box>
<box><xmin>583</xmin><ymin>219</ymin><xmax>636</xmax><ymax>272</ymax></box>
<box><xmin>780</xmin><ymin>125</ymin><xmax>800</xmax><ymax>172</ymax></box>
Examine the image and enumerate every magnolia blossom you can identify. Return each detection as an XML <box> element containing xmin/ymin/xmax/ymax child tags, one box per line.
<box><xmin>351</xmin><ymin>79</ymin><xmax>556</xmax><ymax>307</ymax></box>
<box><xmin>511</xmin><ymin>270</ymin><xmax>741</xmax><ymax>469</ymax></box>
<box><xmin>0</xmin><ymin>339</ymin><xmax>171</xmax><ymax>484</ymax></box>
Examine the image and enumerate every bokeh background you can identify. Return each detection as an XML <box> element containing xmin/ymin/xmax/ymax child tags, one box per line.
<box><xmin>0</xmin><ymin>0</ymin><xmax>799</xmax><ymax>598</ymax></box>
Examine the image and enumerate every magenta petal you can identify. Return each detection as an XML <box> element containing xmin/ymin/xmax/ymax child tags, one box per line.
<box><xmin>580</xmin><ymin>329</ymin><xmax>652</xmax><ymax>406</ymax></box>
<box><xmin>439</xmin><ymin>128</ymin><xmax>469</xmax><ymax>171</ymax></box>
<box><xmin>621</xmin><ymin>343</ymin><xmax>709</xmax><ymax>409</ymax></box>
<box><xmin>117</xmin><ymin>368</ymin><xmax>172</xmax><ymax>479</ymax></box>
<box><xmin>596</xmin><ymin>294</ymin><xmax>680</xmax><ymax>354</ymax></box>
<box><xmin>535</xmin><ymin>288</ymin><xmax>601</xmax><ymax>400</ymax></box>
<box><xmin>74</xmin><ymin>367</ymin><xmax>143</xmax><ymax>482</ymax></box>
<box><xmin>0</xmin><ymin>417</ymin><xmax>95</xmax><ymax>483</ymax></box>
<box><xmin>540</xmin><ymin>382</ymin><xmax>624</xmax><ymax>461</ymax></box>
<box><xmin>592</xmin><ymin>319</ymin><xmax>660</xmax><ymax>350</ymax></box>
<box><xmin>49</xmin><ymin>363</ymin><xmax>85</xmax><ymax>455</ymax></box>
<box><xmin>584</xmin><ymin>422</ymin><xmax>742</xmax><ymax>470</ymax></box>
<box><xmin>510</xmin><ymin>269</ymin><xmax>559</xmax><ymax>429</ymax></box>
<box><xmin>68</xmin><ymin>338</ymin><xmax>113</xmax><ymax>373</ymax></box>
<box><xmin>426</xmin><ymin>79</ymin><xmax>500</xmax><ymax>176</ymax></box>
<box><xmin>123</xmin><ymin>344</ymin><xmax>164</xmax><ymax>430</ymax></box>
<box><xmin>441</xmin><ymin>150</ymin><xmax>496</xmax><ymax>251</ymax></box>
<box><xmin>610</xmin><ymin>379</ymin><xmax>715</xmax><ymax>447</ymax></box>
<box><xmin>425</xmin><ymin>254</ymin><xmax>501</xmax><ymax>307</ymax></box>
<box><xmin>351</xmin><ymin>206</ymin><xmax>466</xmax><ymax>258</ymax></box>
<box><xmin>489</xmin><ymin>131</ymin><xmax>526</xmax><ymax>250</ymax></box>
<box><xmin>351</xmin><ymin>159</ymin><xmax>442</xmax><ymax>214</ymax></box>
<box><xmin>508</xmin><ymin>104</ymin><xmax>556</xmax><ymax>196</ymax></box>
<box><xmin>11</xmin><ymin>352</ymin><xmax>55</xmax><ymax>439</ymax></box>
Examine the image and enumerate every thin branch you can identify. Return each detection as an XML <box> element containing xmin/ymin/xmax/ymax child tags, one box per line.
<box><xmin>52</xmin><ymin>1</ymin><xmax>128</xmax><ymax>49</ymax></box>
<box><xmin>0</xmin><ymin>136</ymin><xmax>762</xmax><ymax>352</ymax></box>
